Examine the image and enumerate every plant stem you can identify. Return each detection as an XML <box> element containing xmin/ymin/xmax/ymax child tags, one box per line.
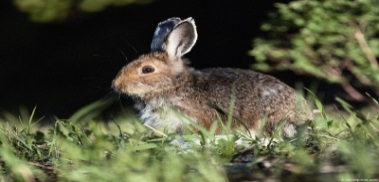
<box><xmin>354</xmin><ymin>29</ymin><xmax>378</xmax><ymax>69</ymax></box>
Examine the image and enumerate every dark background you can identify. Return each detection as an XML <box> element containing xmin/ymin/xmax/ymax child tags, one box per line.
<box><xmin>0</xmin><ymin>0</ymin><xmax>298</xmax><ymax>118</ymax></box>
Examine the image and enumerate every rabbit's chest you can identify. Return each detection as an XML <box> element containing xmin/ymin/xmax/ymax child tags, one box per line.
<box><xmin>137</xmin><ymin>97</ymin><xmax>188</xmax><ymax>133</ymax></box>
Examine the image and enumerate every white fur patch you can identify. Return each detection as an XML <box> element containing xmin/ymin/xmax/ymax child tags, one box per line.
<box><xmin>260</xmin><ymin>86</ymin><xmax>278</xmax><ymax>97</ymax></box>
<box><xmin>139</xmin><ymin>97</ymin><xmax>186</xmax><ymax>134</ymax></box>
<box><xmin>282</xmin><ymin>123</ymin><xmax>297</xmax><ymax>138</ymax></box>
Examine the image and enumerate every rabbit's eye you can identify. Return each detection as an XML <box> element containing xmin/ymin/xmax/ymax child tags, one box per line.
<box><xmin>141</xmin><ymin>66</ymin><xmax>155</xmax><ymax>74</ymax></box>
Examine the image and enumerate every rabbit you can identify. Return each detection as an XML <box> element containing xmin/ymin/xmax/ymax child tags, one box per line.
<box><xmin>112</xmin><ymin>17</ymin><xmax>314</xmax><ymax>137</ymax></box>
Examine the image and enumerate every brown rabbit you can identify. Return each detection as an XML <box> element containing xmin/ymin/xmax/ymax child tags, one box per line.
<box><xmin>112</xmin><ymin>17</ymin><xmax>314</xmax><ymax>137</ymax></box>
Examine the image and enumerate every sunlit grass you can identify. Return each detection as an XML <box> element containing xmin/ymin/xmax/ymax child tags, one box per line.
<box><xmin>1</xmin><ymin>95</ymin><xmax>379</xmax><ymax>181</ymax></box>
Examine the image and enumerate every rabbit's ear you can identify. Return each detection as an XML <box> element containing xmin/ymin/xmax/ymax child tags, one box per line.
<box><xmin>165</xmin><ymin>17</ymin><xmax>198</xmax><ymax>58</ymax></box>
<box><xmin>151</xmin><ymin>17</ymin><xmax>181</xmax><ymax>52</ymax></box>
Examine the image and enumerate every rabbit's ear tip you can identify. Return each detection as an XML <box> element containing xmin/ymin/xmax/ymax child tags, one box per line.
<box><xmin>159</xmin><ymin>17</ymin><xmax>181</xmax><ymax>25</ymax></box>
<box><xmin>184</xmin><ymin>17</ymin><xmax>194</xmax><ymax>21</ymax></box>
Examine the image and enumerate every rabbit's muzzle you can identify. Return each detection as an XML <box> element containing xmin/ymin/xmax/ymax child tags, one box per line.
<box><xmin>111</xmin><ymin>71</ymin><xmax>124</xmax><ymax>93</ymax></box>
<box><xmin>111</xmin><ymin>79</ymin><xmax>122</xmax><ymax>93</ymax></box>
<box><xmin>112</xmin><ymin>76</ymin><xmax>133</xmax><ymax>95</ymax></box>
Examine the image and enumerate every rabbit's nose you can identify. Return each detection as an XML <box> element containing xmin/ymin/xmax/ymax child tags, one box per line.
<box><xmin>111</xmin><ymin>79</ymin><xmax>121</xmax><ymax>92</ymax></box>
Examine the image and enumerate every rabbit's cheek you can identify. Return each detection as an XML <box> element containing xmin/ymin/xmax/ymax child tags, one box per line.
<box><xmin>125</xmin><ymin>82</ymin><xmax>144</xmax><ymax>94</ymax></box>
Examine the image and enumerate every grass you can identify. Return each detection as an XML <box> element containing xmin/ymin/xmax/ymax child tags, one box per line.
<box><xmin>1</xmin><ymin>95</ymin><xmax>379</xmax><ymax>182</ymax></box>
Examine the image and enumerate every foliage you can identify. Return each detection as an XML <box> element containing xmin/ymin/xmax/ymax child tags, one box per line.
<box><xmin>250</xmin><ymin>0</ymin><xmax>379</xmax><ymax>100</ymax></box>
<box><xmin>0</xmin><ymin>96</ymin><xmax>379</xmax><ymax>181</ymax></box>
<box><xmin>0</xmin><ymin>101</ymin><xmax>229</xmax><ymax>182</ymax></box>
<box><xmin>12</xmin><ymin>0</ymin><xmax>152</xmax><ymax>22</ymax></box>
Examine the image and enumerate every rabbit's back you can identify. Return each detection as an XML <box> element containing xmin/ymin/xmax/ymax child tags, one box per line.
<box><xmin>181</xmin><ymin>68</ymin><xmax>313</xmax><ymax>136</ymax></box>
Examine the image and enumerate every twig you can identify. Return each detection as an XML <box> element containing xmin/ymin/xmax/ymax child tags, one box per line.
<box><xmin>354</xmin><ymin>29</ymin><xmax>378</xmax><ymax>69</ymax></box>
<box><xmin>342</xmin><ymin>81</ymin><xmax>365</xmax><ymax>101</ymax></box>
<box><xmin>144</xmin><ymin>124</ymin><xmax>168</xmax><ymax>137</ymax></box>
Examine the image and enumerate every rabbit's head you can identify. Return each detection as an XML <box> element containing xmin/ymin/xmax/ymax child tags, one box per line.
<box><xmin>112</xmin><ymin>17</ymin><xmax>198</xmax><ymax>99</ymax></box>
